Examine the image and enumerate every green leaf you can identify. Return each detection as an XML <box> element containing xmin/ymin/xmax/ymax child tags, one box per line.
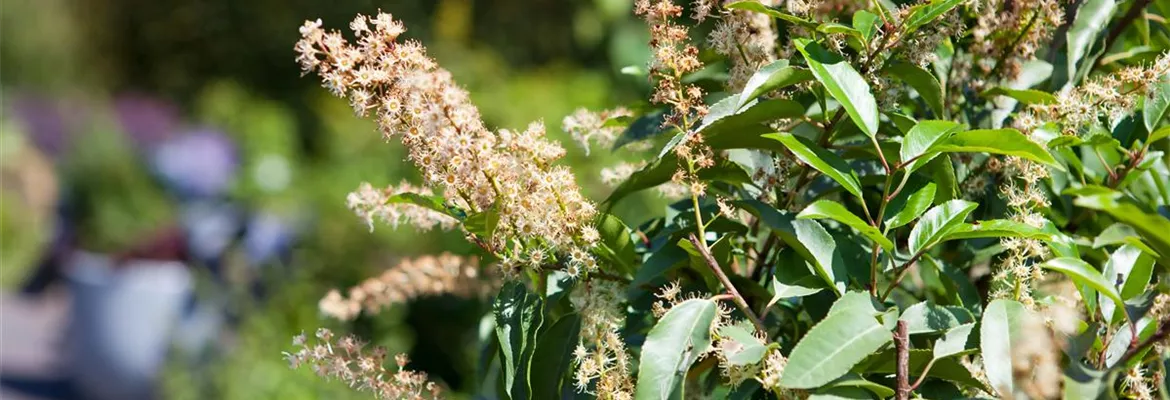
<box><xmin>763</xmin><ymin>132</ymin><xmax>864</xmax><ymax>199</ymax></box>
<box><xmin>767</xmin><ymin>275</ymin><xmax>824</xmax><ymax>310</ymax></box>
<box><xmin>718</xmin><ymin>323</ymin><xmax>768</xmax><ymax>366</ymax></box>
<box><xmin>1150</xmin><ymin>126</ymin><xmax>1170</xmax><ymax>144</ymax></box>
<box><xmin>466</xmin><ymin>207</ymin><xmax>501</xmax><ymax>238</ymax></box>
<box><xmin>737</xmin><ymin>200</ymin><xmax>847</xmax><ymax>295</ymax></box>
<box><xmin>794</xmin><ymin>39</ymin><xmax>880</xmax><ymax>137</ymax></box>
<box><xmin>900</xmin><ymin>120</ymin><xmax>964</xmax><ymax>171</ymax></box>
<box><xmin>941</xmin><ymin>219</ymin><xmax>1053</xmax><ymax>241</ymax></box>
<box><xmin>807</xmin><ymin>387</ymin><xmax>871</xmax><ymax>400</ymax></box>
<box><xmin>1065</xmin><ymin>0</ymin><xmax>1117</xmax><ymax>83</ymax></box>
<box><xmin>798</xmin><ymin>200</ymin><xmax>894</xmax><ymax>251</ymax></box>
<box><xmin>529</xmin><ymin>314</ymin><xmax>582</xmax><ymax>399</ymax></box>
<box><xmin>981</xmin><ymin>299</ymin><xmax>1029</xmax><ymax>397</ymax></box>
<box><xmin>903</xmin><ymin>0</ymin><xmax>963</xmax><ymax>32</ymax></box>
<box><xmin>1064</xmin><ymin>362</ymin><xmax>1110</xmax><ymax>400</ymax></box>
<box><xmin>604</xmin><ymin>156</ymin><xmax>752</xmax><ymax>205</ymax></box>
<box><xmin>930</xmin><ymin>129</ymin><xmax>1062</xmax><ymax>169</ymax></box>
<box><xmin>884</xmin><ymin>61</ymin><xmax>946</xmax><ymax>117</ymax></box>
<box><xmin>884</xmin><ymin>182</ymin><xmax>937</xmax><ymax>230</ymax></box>
<box><xmin>899</xmin><ymin>301</ymin><xmax>961</xmax><ymax>334</ymax></box>
<box><xmin>1145</xmin><ymin>73</ymin><xmax>1170</xmax><ymax>132</ymax></box>
<box><xmin>981</xmin><ymin>87</ymin><xmax>1058</xmax><ymax>105</ymax></box>
<box><xmin>934</xmin><ymin>323</ymin><xmax>975</xmax><ymax>359</ymax></box>
<box><xmin>828</xmin><ymin>291</ymin><xmax>883</xmax><ymax>317</ymax></box>
<box><xmin>862</xmin><ymin>349</ymin><xmax>989</xmax><ymax>390</ymax></box>
<box><xmin>1039</xmin><ymin>257</ymin><xmax>1124</xmax><ymax>309</ymax></box>
<box><xmin>852</xmin><ymin>10</ymin><xmax>880</xmax><ymax>41</ymax></box>
<box><xmin>596</xmin><ymin>214</ymin><xmax>637</xmax><ymax>274</ymax></box>
<box><xmin>386</xmin><ymin>192</ymin><xmax>462</xmax><ymax>219</ymax></box>
<box><xmin>920</xmin><ymin>255</ymin><xmax>983</xmax><ymax>316</ymax></box>
<box><xmin>779</xmin><ymin>308</ymin><xmax>893</xmax><ymax>388</ymax></box>
<box><xmin>738</xmin><ymin>60</ymin><xmax>815</xmax><ymax>109</ymax></box>
<box><xmin>631</xmin><ymin>243</ymin><xmax>689</xmax><ymax>289</ymax></box>
<box><xmin>724</xmin><ymin>0</ymin><xmax>818</xmax><ymax>27</ymax></box>
<box><xmin>908</xmin><ymin>200</ymin><xmax>978</xmax><ymax>254</ymax></box>
<box><xmin>635</xmin><ymin>299</ymin><xmax>719</xmax><ymax>400</ymax></box>
<box><xmin>1075</xmin><ymin>192</ymin><xmax>1170</xmax><ymax>264</ymax></box>
<box><xmin>1099</xmin><ymin>245</ymin><xmax>1156</xmax><ymax>323</ymax></box>
<box><xmin>494</xmin><ymin>282</ymin><xmax>545</xmax><ymax>400</ymax></box>
<box><xmin>825</xmin><ymin>374</ymin><xmax>895</xmax><ymax>398</ymax></box>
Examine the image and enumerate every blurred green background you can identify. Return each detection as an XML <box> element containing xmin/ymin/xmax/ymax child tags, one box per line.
<box><xmin>0</xmin><ymin>0</ymin><xmax>663</xmax><ymax>398</ymax></box>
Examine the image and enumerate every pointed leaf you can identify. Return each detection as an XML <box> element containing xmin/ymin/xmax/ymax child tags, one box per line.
<box><xmin>852</xmin><ymin>10</ymin><xmax>880</xmax><ymax>41</ymax></box>
<box><xmin>779</xmin><ymin>308</ymin><xmax>893</xmax><ymax>388</ymax></box>
<box><xmin>941</xmin><ymin>219</ymin><xmax>1053</xmax><ymax>241</ymax></box>
<box><xmin>529</xmin><ymin>314</ymin><xmax>582</xmax><ymax>399</ymax></box>
<box><xmin>763</xmin><ymin>132</ymin><xmax>864</xmax><ymax>199</ymax></box>
<box><xmin>1145</xmin><ymin>72</ymin><xmax>1170</xmax><ymax>131</ymax></box>
<box><xmin>494</xmin><ymin>282</ymin><xmax>545</xmax><ymax>399</ymax></box>
<box><xmin>884</xmin><ymin>62</ymin><xmax>946</xmax><ymax>118</ymax></box>
<box><xmin>767</xmin><ymin>275</ymin><xmax>824</xmax><ymax>310</ymax></box>
<box><xmin>635</xmin><ymin>299</ymin><xmax>719</xmax><ymax>400</ymax></box>
<box><xmin>981</xmin><ymin>299</ymin><xmax>1029</xmax><ymax>397</ymax></box>
<box><xmin>798</xmin><ymin>200</ymin><xmax>894</xmax><ymax>251</ymax></box>
<box><xmin>1039</xmin><ymin>257</ymin><xmax>1124</xmax><ymax>309</ymax></box>
<box><xmin>718</xmin><ymin>323</ymin><xmax>768</xmax><ymax>366</ymax></box>
<box><xmin>908</xmin><ymin>200</ymin><xmax>978</xmax><ymax>254</ymax></box>
<box><xmin>930</xmin><ymin>128</ymin><xmax>1062</xmax><ymax>169</ymax></box>
<box><xmin>934</xmin><ymin>323</ymin><xmax>975</xmax><ymax>359</ymax></box>
<box><xmin>899</xmin><ymin>301</ymin><xmax>961</xmax><ymax>334</ymax></box>
<box><xmin>1066</xmin><ymin>0</ymin><xmax>1117</xmax><ymax>82</ymax></box>
<box><xmin>900</xmin><ymin>120</ymin><xmax>964</xmax><ymax>171</ymax></box>
<box><xmin>738</xmin><ymin>60</ymin><xmax>815</xmax><ymax>109</ymax></box>
<box><xmin>903</xmin><ymin>0</ymin><xmax>963</xmax><ymax>32</ymax></box>
<box><xmin>794</xmin><ymin>39</ymin><xmax>880</xmax><ymax>137</ymax></box>
<box><xmin>884</xmin><ymin>182</ymin><xmax>937</xmax><ymax>230</ymax></box>
<box><xmin>724</xmin><ymin>0</ymin><xmax>818</xmax><ymax>27</ymax></box>
<box><xmin>981</xmin><ymin>87</ymin><xmax>1058</xmax><ymax>105</ymax></box>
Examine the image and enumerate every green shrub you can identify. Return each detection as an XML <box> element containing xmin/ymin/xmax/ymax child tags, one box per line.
<box><xmin>288</xmin><ymin>1</ymin><xmax>1170</xmax><ymax>398</ymax></box>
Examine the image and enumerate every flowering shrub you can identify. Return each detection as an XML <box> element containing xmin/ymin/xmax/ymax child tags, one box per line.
<box><xmin>288</xmin><ymin>0</ymin><xmax>1170</xmax><ymax>398</ymax></box>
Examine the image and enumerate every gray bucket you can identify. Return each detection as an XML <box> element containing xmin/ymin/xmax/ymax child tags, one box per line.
<box><xmin>63</xmin><ymin>252</ymin><xmax>191</xmax><ymax>400</ymax></box>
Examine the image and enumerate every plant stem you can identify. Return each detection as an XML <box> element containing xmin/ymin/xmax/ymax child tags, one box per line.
<box><xmin>895</xmin><ymin>321</ymin><xmax>911</xmax><ymax>400</ymax></box>
<box><xmin>1117</xmin><ymin>316</ymin><xmax>1170</xmax><ymax>366</ymax></box>
<box><xmin>910</xmin><ymin>358</ymin><xmax>937</xmax><ymax>391</ymax></box>
<box><xmin>881</xmin><ymin>250</ymin><xmax>928</xmax><ymax>301</ymax></box>
<box><xmin>688</xmin><ymin>233</ymin><xmax>768</xmax><ymax>336</ymax></box>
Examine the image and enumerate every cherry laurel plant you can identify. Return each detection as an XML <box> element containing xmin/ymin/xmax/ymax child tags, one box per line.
<box><xmin>286</xmin><ymin>0</ymin><xmax>1170</xmax><ymax>398</ymax></box>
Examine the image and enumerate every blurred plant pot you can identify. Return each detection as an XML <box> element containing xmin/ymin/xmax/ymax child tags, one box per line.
<box><xmin>63</xmin><ymin>251</ymin><xmax>191</xmax><ymax>400</ymax></box>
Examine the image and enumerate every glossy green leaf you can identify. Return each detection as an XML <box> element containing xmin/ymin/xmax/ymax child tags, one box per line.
<box><xmin>825</xmin><ymin>374</ymin><xmax>895</xmax><ymax>398</ymax></box>
<box><xmin>981</xmin><ymin>299</ymin><xmax>1029</xmax><ymax>397</ymax></box>
<box><xmin>981</xmin><ymin>87</ymin><xmax>1058</xmax><ymax>105</ymax></box>
<box><xmin>884</xmin><ymin>182</ymin><xmax>937</xmax><ymax>230</ymax></box>
<box><xmin>737</xmin><ymin>200</ymin><xmax>847</xmax><ymax>295</ymax></box>
<box><xmin>861</xmin><ymin>349</ymin><xmax>989</xmax><ymax>390</ymax></box>
<box><xmin>631</xmin><ymin>243</ymin><xmax>689</xmax><ymax>289</ymax></box>
<box><xmin>494</xmin><ymin>282</ymin><xmax>545</xmax><ymax>399</ymax></box>
<box><xmin>1150</xmin><ymin>126</ymin><xmax>1170</xmax><ymax>143</ymax></box>
<box><xmin>794</xmin><ymin>39</ymin><xmax>880</xmax><ymax>137</ymax></box>
<box><xmin>1065</xmin><ymin>0</ymin><xmax>1117</xmax><ymax>82</ymax></box>
<box><xmin>596</xmin><ymin>213</ymin><xmax>637</xmax><ymax>274</ymax></box>
<box><xmin>779</xmin><ymin>308</ymin><xmax>893</xmax><ymax>388</ymax></box>
<box><xmin>465</xmin><ymin>207</ymin><xmax>501</xmax><ymax>238</ymax></box>
<box><xmin>763</xmin><ymin>132</ymin><xmax>863</xmax><ymax>199</ymax></box>
<box><xmin>724</xmin><ymin>0</ymin><xmax>818</xmax><ymax>27</ymax></box>
<box><xmin>934</xmin><ymin>323</ymin><xmax>975</xmax><ymax>359</ymax></box>
<box><xmin>903</xmin><ymin>0</ymin><xmax>963</xmax><ymax>32</ymax></box>
<box><xmin>767</xmin><ymin>275</ymin><xmax>824</xmax><ymax>310</ymax></box>
<box><xmin>885</xmin><ymin>61</ymin><xmax>946</xmax><ymax>117</ymax></box>
<box><xmin>718</xmin><ymin>323</ymin><xmax>768</xmax><ymax>366</ymax></box>
<box><xmin>529</xmin><ymin>314</ymin><xmax>582</xmax><ymax>399</ymax></box>
<box><xmin>942</xmin><ymin>219</ymin><xmax>1053</xmax><ymax>241</ymax></box>
<box><xmin>899</xmin><ymin>301</ymin><xmax>961</xmax><ymax>334</ymax></box>
<box><xmin>1075</xmin><ymin>192</ymin><xmax>1170</xmax><ymax>264</ymax></box>
<box><xmin>604</xmin><ymin>156</ymin><xmax>751</xmax><ymax>205</ymax></box>
<box><xmin>920</xmin><ymin>255</ymin><xmax>983</xmax><ymax>316</ymax></box>
<box><xmin>1039</xmin><ymin>257</ymin><xmax>1124</xmax><ymax>308</ymax></box>
<box><xmin>827</xmin><ymin>291</ymin><xmax>883</xmax><ymax>317</ymax></box>
<box><xmin>386</xmin><ymin>192</ymin><xmax>462</xmax><ymax>219</ymax></box>
<box><xmin>807</xmin><ymin>387</ymin><xmax>871</xmax><ymax>400</ymax></box>
<box><xmin>900</xmin><ymin>120</ymin><xmax>964</xmax><ymax>171</ymax></box>
<box><xmin>737</xmin><ymin>61</ymin><xmax>815</xmax><ymax>109</ymax></box>
<box><xmin>852</xmin><ymin>10</ymin><xmax>880</xmax><ymax>41</ymax></box>
<box><xmin>908</xmin><ymin>200</ymin><xmax>978</xmax><ymax>254</ymax></box>
<box><xmin>1145</xmin><ymin>73</ymin><xmax>1170</xmax><ymax>131</ymax></box>
<box><xmin>798</xmin><ymin>200</ymin><xmax>894</xmax><ymax>251</ymax></box>
<box><xmin>930</xmin><ymin>129</ymin><xmax>1062</xmax><ymax>169</ymax></box>
<box><xmin>635</xmin><ymin>299</ymin><xmax>718</xmax><ymax>400</ymax></box>
<box><xmin>1099</xmin><ymin>245</ymin><xmax>1156</xmax><ymax>323</ymax></box>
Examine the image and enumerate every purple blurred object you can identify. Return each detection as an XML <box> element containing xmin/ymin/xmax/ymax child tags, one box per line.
<box><xmin>244</xmin><ymin>213</ymin><xmax>295</xmax><ymax>265</ymax></box>
<box><xmin>151</xmin><ymin>129</ymin><xmax>239</xmax><ymax>200</ymax></box>
<box><xmin>114</xmin><ymin>94</ymin><xmax>180</xmax><ymax>148</ymax></box>
<box><xmin>8</xmin><ymin>94</ymin><xmax>88</xmax><ymax>158</ymax></box>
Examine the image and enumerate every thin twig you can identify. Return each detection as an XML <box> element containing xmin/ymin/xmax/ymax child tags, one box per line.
<box><xmin>1117</xmin><ymin>316</ymin><xmax>1170</xmax><ymax>366</ymax></box>
<box><xmin>895</xmin><ymin>321</ymin><xmax>911</xmax><ymax>400</ymax></box>
<box><xmin>688</xmin><ymin>233</ymin><xmax>768</xmax><ymax>336</ymax></box>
